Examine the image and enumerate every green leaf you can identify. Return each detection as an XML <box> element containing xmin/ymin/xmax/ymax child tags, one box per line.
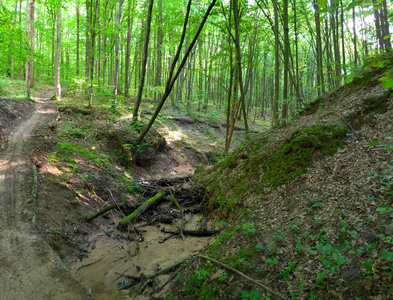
<box><xmin>382</xmin><ymin>79</ymin><xmax>393</xmax><ymax>89</ymax></box>
<box><xmin>367</xmin><ymin>140</ymin><xmax>379</xmax><ymax>146</ymax></box>
<box><xmin>347</xmin><ymin>1</ymin><xmax>357</xmax><ymax>10</ymax></box>
<box><xmin>373</xmin><ymin>5</ymin><xmax>382</xmax><ymax>10</ymax></box>
<box><xmin>376</xmin><ymin>205</ymin><xmax>393</xmax><ymax>214</ymax></box>
<box><xmin>317</xmin><ymin>0</ymin><xmax>327</xmax><ymax>8</ymax></box>
<box><xmin>384</xmin><ymin>34</ymin><xmax>391</xmax><ymax>40</ymax></box>
<box><xmin>344</xmin><ymin>75</ymin><xmax>353</xmax><ymax>84</ymax></box>
<box><xmin>363</xmin><ymin>261</ymin><xmax>373</xmax><ymax>272</ymax></box>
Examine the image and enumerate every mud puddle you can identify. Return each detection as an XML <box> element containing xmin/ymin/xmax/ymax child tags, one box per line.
<box><xmin>70</xmin><ymin>208</ymin><xmax>214</xmax><ymax>299</ymax></box>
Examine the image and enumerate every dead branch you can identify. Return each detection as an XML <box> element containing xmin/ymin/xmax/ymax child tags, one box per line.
<box><xmin>118</xmin><ymin>257</ymin><xmax>190</xmax><ymax>291</ymax></box>
<box><xmin>170</xmin><ymin>189</ymin><xmax>185</xmax><ymax>241</ymax></box>
<box><xmin>197</xmin><ymin>255</ymin><xmax>286</xmax><ymax>300</ymax></box>
<box><xmin>118</xmin><ymin>191</ymin><xmax>165</xmax><ymax>228</ymax></box>
<box><xmin>86</xmin><ymin>204</ymin><xmax>116</xmax><ymax>221</ymax></box>
<box><xmin>161</xmin><ymin>228</ymin><xmax>220</xmax><ymax>237</ymax></box>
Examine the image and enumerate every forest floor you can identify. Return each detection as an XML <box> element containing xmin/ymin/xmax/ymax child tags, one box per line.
<box><xmin>0</xmin><ymin>90</ymin><xmax>88</xmax><ymax>299</ymax></box>
<box><xmin>0</xmin><ymin>81</ymin><xmax>268</xmax><ymax>299</ymax></box>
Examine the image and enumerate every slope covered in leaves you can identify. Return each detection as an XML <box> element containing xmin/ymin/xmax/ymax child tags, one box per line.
<box><xmin>173</xmin><ymin>55</ymin><xmax>393</xmax><ymax>299</ymax></box>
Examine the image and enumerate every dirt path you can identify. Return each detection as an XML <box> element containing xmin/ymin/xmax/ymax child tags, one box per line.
<box><xmin>0</xmin><ymin>94</ymin><xmax>88</xmax><ymax>299</ymax></box>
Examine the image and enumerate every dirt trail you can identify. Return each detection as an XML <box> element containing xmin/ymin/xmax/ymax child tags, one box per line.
<box><xmin>0</xmin><ymin>94</ymin><xmax>88</xmax><ymax>299</ymax></box>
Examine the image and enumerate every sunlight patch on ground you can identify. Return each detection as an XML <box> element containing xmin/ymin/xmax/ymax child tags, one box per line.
<box><xmin>45</xmin><ymin>164</ymin><xmax>63</xmax><ymax>176</ymax></box>
<box><xmin>166</xmin><ymin>130</ymin><xmax>186</xmax><ymax>142</ymax></box>
<box><xmin>120</xmin><ymin>113</ymin><xmax>133</xmax><ymax>120</ymax></box>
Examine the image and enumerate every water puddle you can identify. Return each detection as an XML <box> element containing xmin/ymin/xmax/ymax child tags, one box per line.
<box><xmin>71</xmin><ymin>215</ymin><xmax>214</xmax><ymax>299</ymax></box>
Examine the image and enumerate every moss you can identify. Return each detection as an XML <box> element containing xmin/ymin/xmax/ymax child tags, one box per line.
<box><xmin>362</xmin><ymin>89</ymin><xmax>391</xmax><ymax>114</ymax></box>
<box><xmin>260</xmin><ymin>125</ymin><xmax>347</xmax><ymax>188</ymax></box>
<box><xmin>347</xmin><ymin>88</ymin><xmax>392</xmax><ymax>130</ymax></box>
<box><xmin>299</xmin><ymin>97</ymin><xmax>324</xmax><ymax>116</ymax></box>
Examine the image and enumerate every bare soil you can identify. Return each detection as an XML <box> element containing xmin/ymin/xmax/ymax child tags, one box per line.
<box><xmin>0</xmin><ymin>92</ymin><xmax>89</xmax><ymax>299</ymax></box>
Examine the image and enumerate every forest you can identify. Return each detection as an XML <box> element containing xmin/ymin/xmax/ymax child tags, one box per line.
<box><xmin>1</xmin><ymin>0</ymin><xmax>393</xmax><ymax>299</ymax></box>
<box><xmin>1</xmin><ymin>0</ymin><xmax>392</xmax><ymax>142</ymax></box>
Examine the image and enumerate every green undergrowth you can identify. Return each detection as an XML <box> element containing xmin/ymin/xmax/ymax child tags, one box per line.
<box><xmin>195</xmin><ymin>123</ymin><xmax>347</xmax><ymax>218</ymax></box>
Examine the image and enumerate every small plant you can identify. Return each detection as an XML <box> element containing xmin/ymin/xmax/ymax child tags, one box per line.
<box><xmin>241</xmin><ymin>289</ymin><xmax>262</xmax><ymax>300</ymax></box>
<box><xmin>242</xmin><ymin>223</ymin><xmax>256</xmax><ymax>236</ymax></box>
<box><xmin>51</xmin><ymin>228</ymin><xmax>62</xmax><ymax>250</ymax></box>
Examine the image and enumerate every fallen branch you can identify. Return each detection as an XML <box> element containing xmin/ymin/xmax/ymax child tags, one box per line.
<box><xmin>197</xmin><ymin>255</ymin><xmax>286</xmax><ymax>300</ymax></box>
<box><xmin>118</xmin><ymin>257</ymin><xmax>190</xmax><ymax>291</ymax></box>
<box><xmin>118</xmin><ymin>191</ymin><xmax>165</xmax><ymax>227</ymax></box>
<box><xmin>86</xmin><ymin>204</ymin><xmax>116</xmax><ymax>221</ymax></box>
<box><xmin>170</xmin><ymin>189</ymin><xmax>185</xmax><ymax>241</ymax></box>
<box><xmin>162</xmin><ymin>228</ymin><xmax>220</xmax><ymax>237</ymax></box>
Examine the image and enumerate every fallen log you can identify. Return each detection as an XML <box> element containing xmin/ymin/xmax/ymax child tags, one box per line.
<box><xmin>118</xmin><ymin>191</ymin><xmax>165</xmax><ymax>227</ymax></box>
<box><xmin>162</xmin><ymin>228</ymin><xmax>220</xmax><ymax>237</ymax></box>
<box><xmin>86</xmin><ymin>204</ymin><xmax>116</xmax><ymax>221</ymax></box>
<box><xmin>117</xmin><ymin>257</ymin><xmax>190</xmax><ymax>291</ymax></box>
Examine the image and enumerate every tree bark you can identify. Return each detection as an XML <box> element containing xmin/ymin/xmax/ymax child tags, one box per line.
<box><xmin>55</xmin><ymin>8</ymin><xmax>61</xmax><ymax>99</ymax></box>
<box><xmin>132</xmin><ymin>0</ymin><xmax>154</xmax><ymax>123</ymax></box>
<box><xmin>273</xmin><ymin>0</ymin><xmax>279</xmax><ymax>126</ymax></box>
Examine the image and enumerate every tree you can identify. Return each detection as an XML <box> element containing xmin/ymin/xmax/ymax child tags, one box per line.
<box><xmin>132</xmin><ymin>0</ymin><xmax>154</xmax><ymax>123</ymax></box>
<box><xmin>55</xmin><ymin>7</ymin><xmax>61</xmax><ymax>99</ymax></box>
<box><xmin>136</xmin><ymin>0</ymin><xmax>218</xmax><ymax>144</ymax></box>
<box><xmin>26</xmin><ymin>0</ymin><xmax>35</xmax><ymax>98</ymax></box>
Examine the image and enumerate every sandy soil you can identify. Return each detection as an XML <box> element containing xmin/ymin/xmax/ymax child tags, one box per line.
<box><xmin>0</xmin><ymin>93</ymin><xmax>89</xmax><ymax>299</ymax></box>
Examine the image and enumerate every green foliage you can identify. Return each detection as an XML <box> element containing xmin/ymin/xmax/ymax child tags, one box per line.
<box><xmin>241</xmin><ymin>289</ymin><xmax>262</xmax><ymax>300</ymax></box>
<box><xmin>122</xmin><ymin>176</ymin><xmax>142</xmax><ymax>194</ymax></box>
<box><xmin>50</xmin><ymin>142</ymin><xmax>110</xmax><ymax>166</ymax></box>
<box><xmin>261</xmin><ymin>124</ymin><xmax>347</xmax><ymax>188</ymax></box>
<box><xmin>51</xmin><ymin>228</ymin><xmax>62</xmax><ymax>250</ymax></box>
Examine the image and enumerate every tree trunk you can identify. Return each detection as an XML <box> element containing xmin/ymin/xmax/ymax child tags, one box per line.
<box><xmin>352</xmin><ymin>7</ymin><xmax>358</xmax><ymax>66</ymax></box>
<box><xmin>114</xmin><ymin>0</ymin><xmax>125</xmax><ymax>95</ymax></box>
<box><xmin>76</xmin><ymin>3</ymin><xmax>80</xmax><ymax>76</ymax></box>
<box><xmin>273</xmin><ymin>0</ymin><xmax>279</xmax><ymax>126</ymax></box>
<box><xmin>314</xmin><ymin>0</ymin><xmax>324</xmax><ymax>96</ymax></box>
<box><xmin>132</xmin><ymin>0</ymin><xmax>154</xmax><ymax>123</ymax></box>
<box><xmin>281</xmin><ymin>0</ymin><xmax>289</xmax><ymax>124</ymax></box>
<box><xmin>232</xmin><ymin>0</ymin><xmax>248</xmax><ymax>133</ymax></box>
<box><xmin>136</xmin><ymin>0</ymin><xmax>217</xmax><ymax>144</ymax></box>
<box><xmin>55</xmin><ymin>8</ymin><xmax>61</xmax><ymax>99</ymax></box>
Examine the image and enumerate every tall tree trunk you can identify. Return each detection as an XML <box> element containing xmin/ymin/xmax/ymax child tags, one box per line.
<box><xmin>340</xmin><ymin>0</ymin><xmax>346</xmax><ymax>75</ymax></box>
<box><xmin>125</xmin><ymin>1</ymin><xmax>134</xmax><ymax>95</ymax></box>
<box><xmin>273</xmin><ymin>0</ymin><xmax>279</xmax><ymax>126</ymax></box>
<box><xmin>281</xmin><ymin>0</ymin><xmax>289</xmax><ymax>124</ymax></box>
<box><xmin>381</xmin><ymin>0</ymin><xmax>391</xmax><ymax>51</ymax></box>
<box><xmin>114</xmin><ymin>0</ymin><xmax>125</xmax><ymax>95</ymax></box>
<box><xmin>132</xmin><ymin>0</ymin><xmax>154</xmax><ymax>123</ymax></box>
<box><xmin>26</xmin><ymin>0</ymin><xmax>35</xmax><ymax>98</ymax></box>
<box><xmin>136</xmin><ymin>0</ymin><xmax>217</xmax><ymax>144</ymax></box>
<box><xmin>76</xmin><ymin>3</ymin><xmax>80</xmax><ymax>76</ymax></box>
<box><xmin>154</xmin><ymin>0</ymin><xmax>163</xmax><ymax>101</ymax></box>
<box><xmin>373</xmin><ymin>0</ymin><xmax>384</xmax><ymax>52</ymax></box>
<box><xmin>51</xmin><ymin>11</ymin><xmax>55</xmax><ymax>83</ymax></box>
<box><xmin>55</xmin><ymin>8</ymin><xmax>61</xmax><ymax>99</ymax></box>
<box><xmin>87</xmin><ymin>0</ymin><xmax>99</xmax><ymax>107</ymax></box>
<box><xmin>314</xmin><ymin>0</ymin><xmax>324</xmax><ymax>96</ymax></box>
<box><xmin>352</xmin><ymin>7</ymin><xmax>358</xmax><ymax>66</ymax></box>
<box><xmin>232</xmin><ymin>0</ymin><xmax>248</xmax><ymax>133</ymax></box>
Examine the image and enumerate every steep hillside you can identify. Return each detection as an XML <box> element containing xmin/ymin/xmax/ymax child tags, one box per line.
<box><xmin>172</xmin><ymin>55</ymin><xmax>393</xmax><ymax>299</ymax></box>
